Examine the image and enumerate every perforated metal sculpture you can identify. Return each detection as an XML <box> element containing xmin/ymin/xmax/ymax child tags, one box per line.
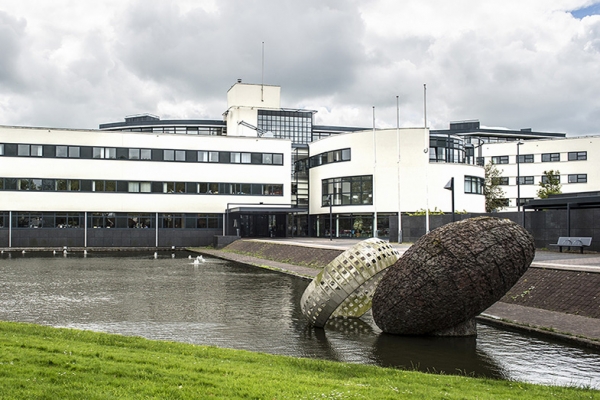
<box><xmin>300</xmin><ymin>238</ymin><xmax>400</xmax><ymax>328</ymax></box>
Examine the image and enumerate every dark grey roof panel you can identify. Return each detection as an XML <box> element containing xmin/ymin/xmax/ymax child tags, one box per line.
<box><xmin>100</xmin><ymin>119</ymin><xmax>226</xmax><ymax>129</ymax></box>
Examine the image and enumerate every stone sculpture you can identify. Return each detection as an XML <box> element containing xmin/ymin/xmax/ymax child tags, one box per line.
<box><xmin>372</xmin><ymin>217</ymin><xmax>535</xmax><ymax>335</ymax></box>
<box><xmin>300</xmin><ymin>238</ymin><xmax>401</xmax><ymax>328</ymax></box>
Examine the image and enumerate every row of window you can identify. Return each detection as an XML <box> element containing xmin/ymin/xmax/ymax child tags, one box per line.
<box><xmin>429</xmin><ymin>136</ymin><xmax>466</xmax><ymax>164</ymax></box>
<box><xmin>491</xmin><ymin>151</ymin><xmax>587</xmax><ymax>164</ymax></box>
<box><xmin>0</xmin><ymin>178</ymin><xmax>284</xmax><ymax>196</ymax></box>
<box><xmin>464</xmin><ymin>176</ymin><xmax>485</xmax><ymax>194</ymax></box>
<box><xmin>111</xmin><ymin>126</ymin><xmax>224</xmax><ymax>135</ymax></box>
<box><xmin>495</xmin><ymin>174</ymin><xmax>588</xmax><ymax>185</ymax></box>
<box><xmin>309</xmin><ymin>148</ymin><xmax>351</xmax><ymax>168</ymax></box>
<box><xmin>0</xmin><ymin>212</ymin><xmax>222</xmax><ymax>229</ymax></box>
<box><xmin>0</xmin><ymin>143</ymin><xmax>283</xmax><ymax>166</ymax></box>
<box><xmin>322</xmin><ymin>175</ymin><xmax>373</xmax><ymax>206</ymax></box>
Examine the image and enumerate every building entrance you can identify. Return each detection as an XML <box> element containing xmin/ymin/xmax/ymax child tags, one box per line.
<box><xmin>225</xmin><ymin>206</ymin><xmax>306</xmax><ymax>238</ymax></box>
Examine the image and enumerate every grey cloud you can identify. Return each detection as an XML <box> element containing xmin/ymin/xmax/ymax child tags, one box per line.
<box><xmin>0</xmin><ymin>11</ymin><xmax>26</xmax><ymax>91</ymax></box>
<box><xmin>114</xmin><ymin>0</ymin><xmax>366</xmax><ymax>106</ymax></box>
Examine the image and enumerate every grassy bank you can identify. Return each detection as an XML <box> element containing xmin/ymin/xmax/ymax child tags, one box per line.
<box><xmin>1</xmin><ymin>322</ymin><xmax>597</xmax><ymax>399</ymax></box>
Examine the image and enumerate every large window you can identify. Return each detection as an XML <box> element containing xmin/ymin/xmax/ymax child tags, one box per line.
<box><xmin>322</xmin><ymin>175</ymin><xmax>373</xmax><ymax>206</ymax></box>
<box><xmin>93</xmin><ymin>147</ymin><xmax>116</xmax><ymax>159</ymax></box>
<box><xmin>13</xmin><ymin>212</ymin><xmax>83</xmax><ymax>228</ymax></box>
<box><xmin>429</xmin><ymin>136</ymin><xmax>465</xmax><ymax>163</ymax></box>
<box><xmin>128</xmin><ymin>214</ymin><xmax>153</xmax><ymax>229</ymax></box>
<box><xmin>128</xmin><ymin>182</ymin><xmax>151</xmax><ymax>192</ymax></box>
<box><xmin>493</xmin><ymin>177</ymin><xmax>510</xmax><ymax>185</ymax></box>
<box><xmin>568</xmin><ymin>174</ymin><xmax>587</xmax><ymax>183</ymax></box>
<box><xmin>464</xmin><ymin>176</ymin><xmax>484</xmax><ymax>194</ymax></box>
<box><xmin>309</xmin><ymin>148</ymin><xmax>351</xmax><ymax>168</ymax></box>
<box><xmin>18</xmin><ymin>144</ymin><xmax>42</xmax><ymax>157</ymax></box>
<box><xmin>69</xmin><ymin>146</ymin><xmax>80</xmax><ymax>158</ymax></box>
<box><xmin>257</xmin><ymin>109</ymin><xmax>313</xmax><ymax>144</ymax></box>
<box><xmin>491</xmin><ymin>155</ymin><xmax>509</xmax><ymax>164</ymax></box>
<box><xmin>541</xmin><ymin>174</ymin><xmax>560</xmax><ymax>184</ymax></box>
<box><xmin>517</xmin><ymin>154</ymin><xmax>534</xmax><ymax>163</ymax></box>
<box><xmin>568</xmin><ymin>151</ymin><xmax>587</xmax><ymax>161</ymax></box>
<box><xmin>57</xmin><ymin>180</ymin><xmax>80</xmax><ymax>191</ymax></box>
<box><xmin>541</xmin><ymin>153</ymin><xmax>560</xmax><ymax>162</ymax></box>
<box><xmin>517</xmin><ymin>176</ymin><xmax>534</xmax><ymax>185</ymax></box>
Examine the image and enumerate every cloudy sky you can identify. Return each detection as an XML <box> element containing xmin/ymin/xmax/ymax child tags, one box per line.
<box><xmin>1</xmin><ymin>0</ymin><xmax>599</xmax><ymax>135</ymax></box>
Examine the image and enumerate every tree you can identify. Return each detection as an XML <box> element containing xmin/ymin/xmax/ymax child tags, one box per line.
<box><xmin>484</xmin><ymin>161</ymin><xmax>507</xmax><ymax>212</ymax></box>
<box><xmin>537</xmin><ymin>170</ymin><xmax>562</xmax><ymax>198</ymax></box>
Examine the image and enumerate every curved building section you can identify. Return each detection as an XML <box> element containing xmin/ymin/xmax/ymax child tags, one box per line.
<box><xmin>308</xmin><ymin>128</ymin><xmax>485</xmax><ymax>238</ymax></box>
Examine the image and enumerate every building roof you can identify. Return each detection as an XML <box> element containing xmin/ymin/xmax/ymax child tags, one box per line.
<box><xmin>524</xmin><ymin>192</ymin><xmax>600</xmax><ymax>209</ymax></box>
<box><xmin>99</xmin><ymin>118</ymin><xmax>225</xmax><ymax>130</ymax></box>
<box><xmin>431</xmin><ymin>120</ymin><xmax>566</xmax><ymax>140</ymax></box>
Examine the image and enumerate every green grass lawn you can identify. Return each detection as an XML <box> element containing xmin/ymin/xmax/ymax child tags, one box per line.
<box><xmin>0</xmin><ymin>321</ymin><xmax>597</xmax><ymax>399</ymax></box>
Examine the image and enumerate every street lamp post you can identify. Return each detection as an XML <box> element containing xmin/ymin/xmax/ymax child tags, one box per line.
<box><xmin>444</xmin><ymin>177</ymin><xmax>455</xmax><ymax>222</ymax></box>
<box><xmin>516</xmin><ymin>141</ymin><xmax>524</xmax><ymax>226</ymax></box>
<box><xmin>327</xmin><ymin>194</ymin><xmax>333</xmax><ymax>241</ymax></box>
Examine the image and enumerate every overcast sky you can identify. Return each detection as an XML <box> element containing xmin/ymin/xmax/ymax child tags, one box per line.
<box><xmin>1</xmin><ymin>0</ymin><xmax>599</xmax><ymax>135</ymax></box>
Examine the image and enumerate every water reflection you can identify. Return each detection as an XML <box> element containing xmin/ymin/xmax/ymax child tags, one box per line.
<box><xmin>0</xmin><ymin>251</ymin><xmax>599</xmax><ymax>388</ymax></box>
<box><xmin>372</xmin><ymin>331</ymin><xmax>505</xmax><ymax>378</ymax></box>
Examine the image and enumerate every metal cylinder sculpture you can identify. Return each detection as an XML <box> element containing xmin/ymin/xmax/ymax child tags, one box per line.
<box><xmin>301</xmin><ymin>238</ymin><xmax>401</xmax><ymax>328</ymax></box>
<box><xmin>372</xmin><ymin>217</ymin><xmax>535</xmax><ymax>335</ymax></box>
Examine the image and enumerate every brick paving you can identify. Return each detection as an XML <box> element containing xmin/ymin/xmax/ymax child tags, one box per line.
<box><xmin>501</xmin><ymin>268</ymin><xmax>600</xmax><ymax>318</ymax></box>
<box><xmin>192</xmin><ymin>238</ymin><xmax>600</xmax><ymax>346</ymax></box>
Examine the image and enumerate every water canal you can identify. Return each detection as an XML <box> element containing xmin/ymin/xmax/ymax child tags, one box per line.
<box><xmin>1</xmin><ymin>251</ymin><xmax>599</xmax><ymax>389</ymax></box>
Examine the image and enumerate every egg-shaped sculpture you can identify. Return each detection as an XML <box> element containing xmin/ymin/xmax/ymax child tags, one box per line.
<box><xmin>372</xmin><ymin>217</ymin><xmax>535</xmax><ymax>335</ymax></box>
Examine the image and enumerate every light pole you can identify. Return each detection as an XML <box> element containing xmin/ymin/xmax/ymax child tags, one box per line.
<box><xmin>327</xmin><ymin>194</ymin><xmax>333</xmax><ymax>241</ymax></box>
<box><xmin>444</xmin><ymin>177</ymin><xmax>455</xmax><ymax>222</ymax></box>
<box><xmin>516</xmin><ymin>140</ymin><xmax>524</xmax><ymax>225</ymax></box>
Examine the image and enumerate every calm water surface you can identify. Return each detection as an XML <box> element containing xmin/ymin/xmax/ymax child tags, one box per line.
<box><xmin>1</xmin><ymin>252</ymin><xmax>599</xmax><ymax>389</ymax></box>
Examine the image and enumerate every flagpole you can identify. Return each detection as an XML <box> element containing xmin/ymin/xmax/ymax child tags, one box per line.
<box><xmin>396</xmin><ymin>95</ymin><xmax>402</xmax><ymax>243</ymax></box>
<box><xmin>373</xmin><ymin>106</ymin><xmax>377</xmax><ymax>238</ymax></box>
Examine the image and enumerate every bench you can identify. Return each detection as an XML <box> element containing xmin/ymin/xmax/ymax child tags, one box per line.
<box><xmin>549</xmin><ymin>237</ymin><xmax>592</xmax><ymax>254</ymax></box>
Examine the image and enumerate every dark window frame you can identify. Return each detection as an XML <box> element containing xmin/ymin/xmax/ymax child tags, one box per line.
<box><xmin>541</xmin><ymin>153</ymin><xmax>560</xmax><ymax>162</ymax></box>
<box><xmin>568</xmin><ymin>151</ymin><xmax>587</xmax><ymax>161</ymax></box>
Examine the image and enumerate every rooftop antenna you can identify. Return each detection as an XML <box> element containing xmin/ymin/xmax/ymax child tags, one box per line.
<box><xmin>261</xmin><ymin>41</ymin><xmax>265</xmax><ymax>102</ymax></box>
<box><xmin>423</xmin><ymin>83</ymin><xmax>427</xmax><ymax>128</ymax></box>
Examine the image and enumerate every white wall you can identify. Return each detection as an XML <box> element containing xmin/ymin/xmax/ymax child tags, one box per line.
<box><xmin>226</xmin><ymin>83</ymin><xmax>281</xmax><ymax>138</ymax></box>
<box><xmin>309</xmin><ymin>128</ymin><xmax>486</xmax><ymax>215</ymax></box>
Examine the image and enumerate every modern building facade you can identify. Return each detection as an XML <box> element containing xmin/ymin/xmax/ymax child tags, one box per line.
<box><xmin>478</xmin><ymin>136</ymin><xmax>598</xmax><ymax>211</ymax></box>
<box><xmin>0</xmin><ymin>81</ymin><xmax>595</xmax><ymax>248</ymax></box>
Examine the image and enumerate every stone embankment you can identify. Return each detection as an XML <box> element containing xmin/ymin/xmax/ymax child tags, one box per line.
<box><xmin>195</xmin><ymin>239</ymin><xmax>600</xmax><ymax>347</ymax></box>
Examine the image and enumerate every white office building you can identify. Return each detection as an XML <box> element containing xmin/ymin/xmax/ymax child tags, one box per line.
<box><xmin>0</xmin><ymin>81</ymin><xmax>596</xmax><ymax>247</ymax></box>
